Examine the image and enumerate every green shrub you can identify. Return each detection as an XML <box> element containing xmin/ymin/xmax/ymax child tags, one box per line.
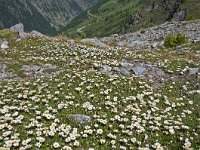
<box><xmin>176</xmin><ymin>33</ymin><xmax>188</xmax><ymax>44</ymax></box>
<box><xmin>164</xmin><ymin>33</ymin><xmax>188</xmax><ymax>48</ymax></box>
<box><xmin>140</xmin><ymin>29</ymin><xmax>146</xmax><ymax>34</ymax></box>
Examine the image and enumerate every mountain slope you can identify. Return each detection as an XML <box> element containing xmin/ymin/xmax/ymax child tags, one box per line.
<box><xmin>62</xmin><ymin>0</ymin><xmax>200</xmax><ymax>38</ymax></box>
<box><xmin>0</xmin><ymin>0</ymin><xmax>99</xmax><ymax>34</ymax></box>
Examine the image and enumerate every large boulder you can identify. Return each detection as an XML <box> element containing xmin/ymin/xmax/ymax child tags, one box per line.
<box><xmin>10</xmin><ymin>23</ymin><xmax>24</xmax><ymax>33</ymax></box>
<box><xmin>22</xmin><ymin>65</ymin><xmax>42</xmax><ymax>72</ymax></box>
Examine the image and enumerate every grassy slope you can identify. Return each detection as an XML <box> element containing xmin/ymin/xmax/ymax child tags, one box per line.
<box><xmin>61</xmin><ymin>0</ymin><xmax>200</xmax><ymax>38</ymax></box>
<box><xmin>0</xmin><ymin>29</ymin><xmax>200</xmax><ymax>149</ymax></box>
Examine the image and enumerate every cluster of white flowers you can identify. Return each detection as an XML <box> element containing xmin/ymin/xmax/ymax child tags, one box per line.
<box><xmin>0</xmin><ymin>35</ymin><xmax>198</xmax><ymax>149</ymax></box>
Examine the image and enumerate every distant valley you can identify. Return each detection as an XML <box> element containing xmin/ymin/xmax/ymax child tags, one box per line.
<box><xmin>0</xmin><ymin>0</ymin><xmax>99</xmax><ymax>34</ymax></box>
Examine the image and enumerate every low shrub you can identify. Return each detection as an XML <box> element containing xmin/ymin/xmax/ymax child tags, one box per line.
<box><xmin>164</xmin><ymin>33</ymin><xmax>188</xmax><ymax>48</ymax></box>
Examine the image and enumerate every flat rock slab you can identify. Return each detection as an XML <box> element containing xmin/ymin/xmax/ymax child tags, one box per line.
<box><xmin>71</xmin><ymin>114</ymin><xmax>91</xmax><ymax>124</ymax></box>
<box><xmin>22</xmin><ymin>65</ymin><xmax>42</xmax><ymax>72</ymax></box>
<box><xmin>188</xmin><ymin>68</ymin><xmax>199</xmax><ymax>75</ymax></box>
<box><xmin>21</xmin><ymin>64</ymin><xmax>61</xmax><ymax>79</ymax></box>
<box><xmin>132</xmin><ymin>66</ymin><xmax>146</xmax><ymax>76</ymax></box>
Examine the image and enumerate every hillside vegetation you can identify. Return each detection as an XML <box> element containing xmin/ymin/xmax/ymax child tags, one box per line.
<box><xmin>0</xmin><ymin>26</ymin><xmax>200</xmax><ymax>149</ymax></box>
<box><xmin>62</xmin><ymin>0</ymin><xmax>200</xmax><ymax>38</ymax></box>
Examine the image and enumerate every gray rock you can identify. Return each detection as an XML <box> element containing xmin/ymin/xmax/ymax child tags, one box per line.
<box><xmin>173</xmin><ymin>9</ymin><xmax>187</xmax><ymax>21</ymax></box>
<box><xmin>155</xmin><ymin>69</ymin><xmax>165</xmax><ymax>77</ymax></box>
<box><xmin>112</xmin><ymin>67</ymin><xmax>121</xmax><ymax>72</ymax></box>
<box><xmin>22</xmin><ymin>65</ymin><xmax>32</xmax><ymax>72</ymax></box>
<box><xmin>0</xmin><ymin>64</ymin><xmax>17</xmax><ymax>80</ymax></box>
<box><xmin>132</xmin><ymin>66</ymin><xmax>146</xmax><ymax>76</ymax></box>
<box><xmin>43</xmin><ymin>64</ymin><xmax>57</xmax><ymax>69</ymax></box>
<box><xmin>120</xmin><ymin>68</ymin><xmax>130</xmax><ymax>76</ymax></box>
<box><xmin>32</xmin><ymin>65</ymin><xmax>42</xmax><ymax>72</ymax></box>
<box><xmin>19</xmin><ymin>32</ymin><xmax>29</xmax><ymax>39</ymax></box>
<box><xmin>188</xmin><ymin>68</ymin><xmax>199</xmax><ymax>75</ymax></box>
<box><xmin>30</xmin><ymin>30</ymin><xmax>43</xmax><ymax>37</ymax></box>
<box><xmin>1</xmin><ymin>41</ymin><xmax>9</xmax><ymax>49</ymax></box>
<box><xmin>22</xmin><ymin>65</ymin><xmax>42</xmax><ymax>72</ymax></box>
<box><xmin>10</xmin><ymin>23</ymin><xmax>24</xmax><ymax>33</ymax></box>
<box><xmin>128</xmin><ymin>13</ymin><xmax>143</xmax><ymax>25</ymax></box>
<box><xmin>121</xmin><ymin>62</ymin><xmax>134</xmax><ymax>69</ymax></box>
<box><xmin>151</xmin><ymin>42</ymin><xmax>158</xmax><ymax>49</ymax></box>
<box><xmin>102</xmin><ymin>65</ymin><xmax>112</xmax><ymax>73</ymax></box>
<box><xmin>83</xmin><ymin>102</ymin><xmax>91</xmax><ymax>108</ymax></box>
<box><xmin>72</xmin><ymin>114</ymin><xmax>91</xmax><ymax>124</ymax></box>
<box><xmin>81</xmin><ymin>38</ymin><xmax>109</xmax><ymax>48</ymax></box>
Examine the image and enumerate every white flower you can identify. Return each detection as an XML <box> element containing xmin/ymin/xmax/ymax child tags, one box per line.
<box><xmin>36</xmin><ymin>137</ymin><xmax>45</xmax><ymax>143</ymax></box>
<box><xmin>96</xmin><ymin>129</ymin><xmax>103</xmax><ymax>135</ymax></box>
<box><xmin>131</xmin><ymin>138</ymin><xmax>137</xmax><ymax>143</ymax></box>
<box><xmin>36</xmin><ymin>142</ymin><xmax>42</xmax><ymax>148</ymax></box>
<box><xmin>53</xmin><ymin>142</ymin><xmax>60</xmax><ymax>148</ymax></box>
<box><xmin>111</xmin><ymin>140</ymin><xmax>116</xmax><ymax>145</ymax></box>
<box><xmin>63</xmin><ymin>146</ymin><xmax>72</xmax><ymax>150</ymax></box>
<box><xmin>169</xmin><ymin>128</ymin><xmax>175</xmax><ymax>135</ymax></box>
<box><xmin>100</xmin><ymin>139</ymin><xmax>106</xmax><ymax>144</ymax></box>
<box><xmin>73</xmin><ymin>140</ymin><xmax>80</xmax><ymax>147</ymax></box>
<box><xmin>65</xmin><ymin>137</ymin><xmax>71</xmax><ymax>143</ymax></box>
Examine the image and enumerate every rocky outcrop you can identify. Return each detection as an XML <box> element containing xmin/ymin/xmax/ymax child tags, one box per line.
<box><xmin>172</xmin><ymin>9</ymin><xmax>187</xmax><ymax>21</ymax></box>
<box><xmin>128</xmin><ymin>13</ymin><xmax>143</xmax><ymax>25</ymax></box>
<box><xmin>100</xmin><ymin>20</ymin><xmax>200</xmax><ymax>49</ymax></box>
<box><xmin>9</xmin><ymin>23</ymin><xmax>43</xmax><ymax>40</ymax></box>
<box><xmin>10</xmin><ymin>23</ymin><xmax>24</xmax><ymax>33</ymax></box>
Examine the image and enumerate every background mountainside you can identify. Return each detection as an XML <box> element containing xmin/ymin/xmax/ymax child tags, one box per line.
<box><xmin>0</xmin><ymin>0</ymin><xmax>99</xmax><ymax>35</ymax></box>
<box><xmin>62</xmin><ymin>0</ymin><xmax>200</xmax><ymax>38</ymax></box>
